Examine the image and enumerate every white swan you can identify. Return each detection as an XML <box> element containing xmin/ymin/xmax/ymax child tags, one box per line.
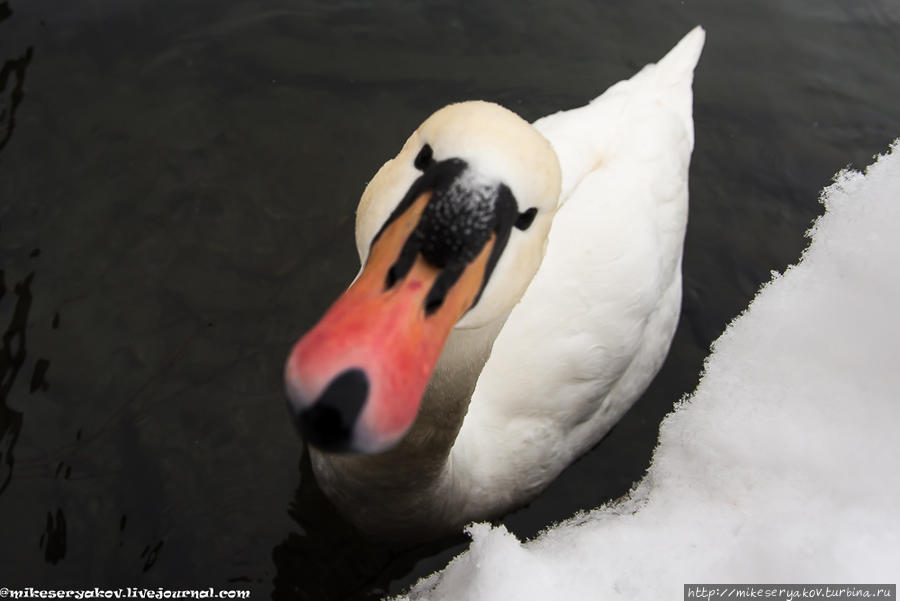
<box><xmin>285</xmin><ymin>26</ymin><xmax>705</xmax><ymax>541</ymax></box>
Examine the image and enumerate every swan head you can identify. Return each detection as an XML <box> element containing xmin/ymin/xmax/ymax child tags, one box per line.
<box><xmin>284</xmin><ymin>101</ymin><xmax>561</xmax><ymax>453</ymax></box>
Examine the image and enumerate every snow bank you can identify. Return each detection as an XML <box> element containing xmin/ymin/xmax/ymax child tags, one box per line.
<box><xmin>399</xmin><ymin>142</ymin><xmax>900</xmax><ymax>600</ymax></box>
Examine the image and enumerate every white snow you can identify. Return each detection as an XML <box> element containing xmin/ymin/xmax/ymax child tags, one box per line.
<box><xmin>397</xmin><ymin>141</ymin><xmax>900</xmax><ymax>600</ymax></box>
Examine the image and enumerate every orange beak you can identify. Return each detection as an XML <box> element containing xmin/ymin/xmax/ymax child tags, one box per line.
<box><xmin>284</xmin><ymin>191</ymin><xmax>495</xmax><ymax>453</ymax></box>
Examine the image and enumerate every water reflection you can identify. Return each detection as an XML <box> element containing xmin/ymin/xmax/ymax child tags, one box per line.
<box><xmin>272</xmin><ymin>453</ymin><xmax>465</xmax><ymax>601</ymax></box>
<box><xmin>0</xmin><ymin>0</ymin><xmax>63</xmax><ymax>551</ymax></box>
<box><xmin>0</xmin><ymin>262</ymin><xmax>63</xmax><ymax>565</ymax></box>
<box><xmin>0</xmin><ymin>270</ymin><xmax>32</xmax><ymax>495</ymax></box>
<box><xmin>0</xmin><ymin>1</ymin><xmax>34</xmax><ymax>155</ymax></box>
<box><xmin>0</xmin><ymin>8</ymin><xmax>41</xmax><ymax>504</ymax></box>
<box><xmin>40</xmin><ymin>508</ymin><xmax>67</xmax><ymax>564</ymax></box>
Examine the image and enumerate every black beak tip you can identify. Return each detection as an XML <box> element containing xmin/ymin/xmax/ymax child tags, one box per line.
<box><xmin>289</xmin><ymin>368</ymin><xmax>369</xmax><ymax>453</ymax></box>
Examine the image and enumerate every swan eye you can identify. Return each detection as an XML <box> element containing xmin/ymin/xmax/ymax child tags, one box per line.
<box><xmin>515</xmin><ymin>208</ymin><xmax>537</xmax><ymax>231</ymax></box>
<box><xmin>414</xmin><ymin>144</ymin><xmax>434</xmax><ymax>171</ymax></box>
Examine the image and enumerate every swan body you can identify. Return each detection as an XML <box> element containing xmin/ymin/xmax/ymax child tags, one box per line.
<box><xmin>285</xmin><ymin>27</ymin><xmax>705</xmax><ymax>540</ymax></box>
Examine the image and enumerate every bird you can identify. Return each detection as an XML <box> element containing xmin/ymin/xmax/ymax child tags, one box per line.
<box><xmin>284</xmin><ymin>26</ymin><xmax>705</xmax><ymax>541</ymax></box>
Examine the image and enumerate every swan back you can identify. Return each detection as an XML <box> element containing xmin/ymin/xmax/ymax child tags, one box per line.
<box><xmin>535</xmin><ymin>26</ymin><xmax>704</xmax><ymax>204</ymax></box>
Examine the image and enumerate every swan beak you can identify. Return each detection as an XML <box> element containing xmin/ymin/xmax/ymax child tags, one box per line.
<box><xmin>285</xmin><ymin>191</ymin><xmax>494</xmax><ymax>454</ymax></box>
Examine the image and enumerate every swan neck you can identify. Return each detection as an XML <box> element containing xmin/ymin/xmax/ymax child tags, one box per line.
<box><xmin>309</xmin><ymin>312</ymin><xmax>508</xmax><ymax>538</ymax></box>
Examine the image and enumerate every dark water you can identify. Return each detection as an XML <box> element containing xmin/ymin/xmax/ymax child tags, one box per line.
<box><xmin>1</xmin><ymin>0</ymin><xmax>898</xmax><ymax>598</ymax></box>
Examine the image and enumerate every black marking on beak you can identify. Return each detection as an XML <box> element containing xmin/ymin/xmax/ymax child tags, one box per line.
<box><xmin>470</xmin><ymin>184</ymin><xmax>519</xmax><ymax>308</ymax></box>
<box><xmin>371</xmin><ymin>156</ymin><xmax>529</xmax><ymax>316</ymax></box>
<box><xmin>370</xmin><ymin>158</ymin><xmax>467</xmax><ymax>249</ymax></box>
<box><xmin>424</xmin><ymin>267</ymin><xmax>463</xmax><ymax>315</ymax></box>
<box><xmin>385</xmin><ymin>236</ymin><xmax>420</xmax><ymax>290</ymax></box>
